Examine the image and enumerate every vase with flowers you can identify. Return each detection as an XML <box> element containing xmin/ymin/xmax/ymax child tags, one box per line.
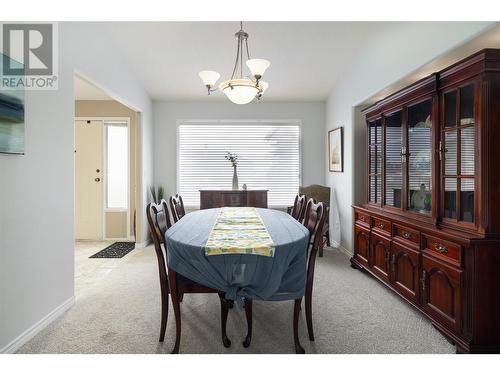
<box><xmin>225</xmin><ymin>152</ymin><xmax>239</xmax><ymax>190</ymax></box>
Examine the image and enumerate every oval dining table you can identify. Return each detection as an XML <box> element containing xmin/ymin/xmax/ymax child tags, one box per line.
<box><xmin>165</xmin><ymin>207</ymin><xmax>311</xmax><ymax>352</ymax></box>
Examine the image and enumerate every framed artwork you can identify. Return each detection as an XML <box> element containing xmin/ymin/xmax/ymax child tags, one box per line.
<box><xmin>0</xmin><ymin>53</ymin><xmax>25</xmax><ymax>155</ymax></box>
<box><xmin>328</xmin><ymin>127</ymin><xmax>343</xmax><ymax>172</ymax></box>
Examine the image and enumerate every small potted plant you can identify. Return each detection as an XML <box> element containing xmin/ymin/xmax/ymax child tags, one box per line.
<box><xmin>150</xmin><ymin>185</ymin><xmax>165</xmax><ymax>204</ymax></box>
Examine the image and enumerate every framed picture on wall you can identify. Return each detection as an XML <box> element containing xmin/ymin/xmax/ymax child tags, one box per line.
<box><xmin>328</xmin><ymin>127</ymin><xmax>343</xmax><ymax>172</ymax></box>
<box><xmin>0</xmin><ymin>54</ymin><xmax>25</xmax><ymax>155</ymax></box>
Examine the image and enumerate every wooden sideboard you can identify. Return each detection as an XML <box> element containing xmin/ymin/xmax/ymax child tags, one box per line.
<box><xmin>352</xmin><ymin>49</ymin><xmax>500</xmax><ymax>353</ymax></box>
<box><xmin>199</xmin><ymin>190</ymin><xmax>268</xmax><ymax>209</ymax></box>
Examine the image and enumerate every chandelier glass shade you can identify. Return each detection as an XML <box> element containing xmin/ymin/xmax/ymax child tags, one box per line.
<box><xmin>198</xmin><ymin>70</ymin><xmax>221</xmax><ymax>87</ymax></box>
<box><xmin>198</xmin><ymin>22</ymin><xmax>270</xmax><ymax>104</ymax></box>
<box><xmin>246</xmin><ymin>59</ymin><xmax>271</xmax><ymax>78</ymax></box>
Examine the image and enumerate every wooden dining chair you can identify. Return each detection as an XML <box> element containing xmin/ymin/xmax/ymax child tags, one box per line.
<box><xmin>146</xmin><ymin>200</ymin><xmax>232</xmax><ymax>353</ymax></box>
<box><xmin>146</xmin><ymin>200</ymin><xmax>171</xmax><ymax>343</ymax></box>
<box><xmin>302</xmin><ymin>199</ymin><xmax>327</xmax><ymax>342</ymax></box>
<box><xmin>169</xmin><ymin>194</ymin><xmax>186</xmax><ymax>223</ymax></box>
<box><xmin>289</xmin><ymin>193</ymin><xmax>307</xmax><ymax>223</ymax></box>
<box><xmin>242</xmin><ymin>199</ymin><xmax>326</xmax><ymax>353</ymax></box>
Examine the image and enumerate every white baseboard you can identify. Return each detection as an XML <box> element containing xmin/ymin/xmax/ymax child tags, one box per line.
<box><xmin>134</xmin><ymin>239</ymin><xmax>151</xmax><ymax>249</ymax></box>
<box><xmin>330</xmin><ymin>240</ymin><xmax>353</xmax><ymax>258</ymax></box>
<box><xmin>0</xmin><ymin>296</ymin><xmax>75</xmax><ymax>354</ymax></box>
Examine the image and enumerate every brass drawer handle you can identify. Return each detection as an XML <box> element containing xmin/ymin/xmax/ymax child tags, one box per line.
<box><xmin>379</xmin><ymin>223</ymin><xmax>385</xmax><ymax>229</ymax></box>
<box><xmin>402</xmin><ymin>231</ymin><xmax>411</xmax><ymax>239</ymax></box>
<box><xmin>435</xmin><ymin>243</ymin><xmax>448</xmax><ymax>254</ymax></box>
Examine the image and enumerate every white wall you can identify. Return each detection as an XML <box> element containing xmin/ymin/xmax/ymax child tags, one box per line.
<box><xmin>0</xmin><ymin>22</ymin><xmax>153</xmax><ymax>352</ymax></box>
<box><xmin>153</xmin><ymin>101</ymin><xmax>326</xmax><ymax>199</ymax></box>
<box><xmin>325</xmin><ymin>22</ymin><xmax>494</xmax><ymax>254</ymax></box>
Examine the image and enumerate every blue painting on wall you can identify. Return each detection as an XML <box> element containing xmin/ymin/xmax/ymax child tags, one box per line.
<box><xmin>0</xmin><ymin>53</ymin><xmax>25</xmax><ymax>154</ymax></box>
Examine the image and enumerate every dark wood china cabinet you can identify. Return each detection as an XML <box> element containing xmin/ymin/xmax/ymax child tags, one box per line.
<box><xmin>352</xmin><ymin>49</ymin><xmax>500</xmax><ymax>353</ymax></box>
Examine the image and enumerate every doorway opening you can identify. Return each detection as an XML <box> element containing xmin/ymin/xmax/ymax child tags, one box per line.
<box><xmin>74</xmin><ymin>75</ymin><xmax>140</xmax><ymax>248</ymax></box>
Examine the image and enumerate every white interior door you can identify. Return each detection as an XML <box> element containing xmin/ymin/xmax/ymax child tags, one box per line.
<box><xmin>75</xmin><ymin>120</ymin><xmax>103</xmax><ymax>239</ymax></box>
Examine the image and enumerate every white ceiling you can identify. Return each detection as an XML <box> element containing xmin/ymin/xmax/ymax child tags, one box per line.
<box><xmin>74</xmin><ymin>75</ymin><xmax>113</xmax><ymax>100</ymax></box>
<box><xmin>104</xmin><ymin>22</ymin><xmax>400</xmax><ymax>102</ymax></box>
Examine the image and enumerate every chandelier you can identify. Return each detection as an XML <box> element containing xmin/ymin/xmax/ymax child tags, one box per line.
<box><xmin>198</xmin><ymin>22</ymin><xmax>270</xmax><ymax>105</ymax></box>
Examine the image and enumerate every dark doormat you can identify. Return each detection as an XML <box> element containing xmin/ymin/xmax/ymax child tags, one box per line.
<box><xmin>89</xmin><ymin>242</ymin><xmax>135</xmax><ymax>258</ymax></box>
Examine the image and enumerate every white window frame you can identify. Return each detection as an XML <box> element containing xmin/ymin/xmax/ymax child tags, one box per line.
<box><xmin>176</xmin><ymin>119</ymin><xmax>303</xmax><ymax>210</ymax></box>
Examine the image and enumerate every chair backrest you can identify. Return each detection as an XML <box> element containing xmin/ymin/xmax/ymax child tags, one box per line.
<box><xmin>147</xmin><ymin>199</ymin><xmax>172</xmax><ymax>244</ymax></box>
<box><xmin>169</xmin><ymin>194</ymin><xmax>186</xmax><ymax>223</ymax></box>
<box><xmin>291</xmin><ymin>193</ymin><xmax>308</xmax><ymax>223</ymax></box>
<box><xmin>303</xmin><ymin>199</ymin><xmax>327</xmax><ymax>262</ymax></box>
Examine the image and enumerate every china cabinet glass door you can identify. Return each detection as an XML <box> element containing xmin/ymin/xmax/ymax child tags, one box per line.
<box><xmin>384</xmin><ymin>110</ymin><xmax>403</xmax><ymax>208</ymax></box>
<box><xmin>407</xmin><ymin>99</ymin><xmax>433</xmax><ymax>215</ymax></box>
<box><xmin>368</xmin><ymin>119</ymin><xmax>382</xmax><ymax>205</ymax></box>
<box><xmin>441</xmin><ymin>83</ymin><xmax>476</xmax><ymax>223</ymax></box>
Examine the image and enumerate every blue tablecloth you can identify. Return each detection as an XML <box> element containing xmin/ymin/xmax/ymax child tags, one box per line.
<box><xmin>165</xmin><ymin>208</ymin><xmax>310</xmax><ymax>306</ymax></box>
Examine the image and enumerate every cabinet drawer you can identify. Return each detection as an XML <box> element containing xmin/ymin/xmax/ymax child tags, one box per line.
<box><xmin>422</xmin><ymin>234</ymin><xmax>461</xmax><ymax>265</ymax></box>
<box><xmin>372</xmin><ymin>217</ymin><xmax>391</xmax><ymax>235</ymax></box>
<box><xmin>355</xmin><ymin>211</ymin><xmax>371</xmax><ymax>227</ymax></box>
<box><xmin>393</xmin><ymin>224</ymin><xmax>420</xmax><ymax>247</ymax></box>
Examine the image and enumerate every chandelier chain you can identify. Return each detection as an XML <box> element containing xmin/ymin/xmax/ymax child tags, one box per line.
<box><xmin>245</xmin><ymin>38</ymin><xmax>250</xmax><ymax>61</ymax></box>
<box><xmin>230</xmin><ymin>22</ymin><xmax>252</xmax><ymax>80</ymax></box>
<box><xmin>240</xmin><ymin>34</ymin><xmax>243</xmax><ymax>78</ymax></box>
<box><xmin>230</xmin><ymin>34</ymin><xmax>241</xmax><ymax>80</ymax></box>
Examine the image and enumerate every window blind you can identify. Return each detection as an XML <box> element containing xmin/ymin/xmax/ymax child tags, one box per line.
<box><xmin>178</xmin><ymin>121</ymin><xmax>301</xmax><ymax>208</ymax></box>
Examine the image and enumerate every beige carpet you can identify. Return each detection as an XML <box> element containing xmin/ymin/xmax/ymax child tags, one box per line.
<box><xmin>17</xmin><ymin>242</ymin><xmax>455</xmax><ymax>354</ymax></box>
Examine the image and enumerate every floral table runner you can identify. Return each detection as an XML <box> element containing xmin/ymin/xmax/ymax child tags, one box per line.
<box><xmin>204</xmin><ymin>207</ymin><xmax>275</xmax><ymax>257</ymax></box>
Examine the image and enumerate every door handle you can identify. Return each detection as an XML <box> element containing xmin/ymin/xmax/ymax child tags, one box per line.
<box><xmin>438</xmin><ymin>141</ymin><xmax>448</xmax><ymax>161</ymax></box>
<box><xmin>94</xmin><ymin>178</ymin><xmax>101</xmax><ymax>182</ymax></box>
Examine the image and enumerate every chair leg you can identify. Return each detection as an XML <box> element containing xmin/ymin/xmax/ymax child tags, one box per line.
<box><xmin>326</xmin><ymin>230</ymin><xmax>331</xmax><ymax>247</ymax></box>
<box><xmin>305</xmin><ymin>284</ymin><xmax>314</xmax><ymax>341</ymax></box>
<box><xmin>243</xmin><ymin>299</ymin><xmax>253</xmax><ymax>348</ymax></box>
<box><xmin>218</xmin><ymin>293</ymin><xmax>231</xmax><ymax>348</ymax></box>
<box><xmin>319</xmin><ymin>239</ymin><xmax>324</xmax><ymax>258</ymax></box>
<box><xmin>159</xmin><ymin>286</ymin><xmax>168</xmax><ymax>342</ymax></box>
<box><xmin>167</xmin><ymin>268</ymin><xmax>181</xmax><ymax>354</ymax></box>
<box><xmin>179</xmin><ymin>292</ymin><xmax>184</xmax><ymax>302</ymax></box>
<box><xmin>293</xmin><ymin>298</ymin><xmax>305</xmax><ymax>354</ymax></box>
<box><xmin>305</xmin><ymin>250</ymin><xmax>317</xmax><ymax>342</ymax></box>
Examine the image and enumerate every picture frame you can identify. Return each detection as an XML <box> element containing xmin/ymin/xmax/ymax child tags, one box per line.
<box><xmin>328</xmin><ymin>127</ymin><xmax>343</xmax><ymax>172</ymax></box>
<box><xmin>0</xmin><ymin>53</ymin><xmax>25</xmax><ymax>155</ymax></box>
